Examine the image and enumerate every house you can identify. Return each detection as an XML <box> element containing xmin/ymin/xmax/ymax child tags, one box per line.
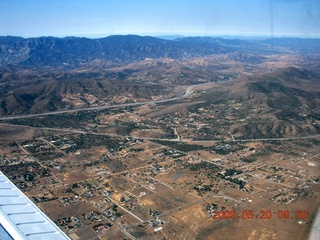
<box><xmin>154</xmin><ymin>226</ymin><xmax>163</xmax><ymax>233</ymax></box>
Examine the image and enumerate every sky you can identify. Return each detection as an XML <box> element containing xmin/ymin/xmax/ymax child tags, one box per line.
<box><xmin>1</xmin><ymin>0</ymin><xmax>320</xmax><ymax>38</ymax></box>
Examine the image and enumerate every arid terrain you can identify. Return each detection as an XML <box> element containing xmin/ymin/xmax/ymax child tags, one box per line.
<box><xmin>0</xmin><ymin>36</ymin><xmax>319</xmax><ymax>240</ymax></box>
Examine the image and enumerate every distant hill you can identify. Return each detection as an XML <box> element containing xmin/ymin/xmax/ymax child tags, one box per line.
<box><xmin>0</xmin><ymin>35</ymin><xmax>319</xmax><ymax>119</ymax></box>
<box><xmin>0</xmin><ymin>35</ymin><xmax>229</xmax><ymax>68</ymax></box>
<box><xmin>228</xmin><ymin>67</ymin><xmax>320</xmax><ymax>138</ymax></box>
<box><xmin>191</xmin><ymin>67</ymin><xmax>320</xmax><ymax>139</ymax></box>
<box><xmin>261</xmin><ymin>38</ymin><xmax>320</xmax><ymax>51</ymax></box>
<box><xmin>0</xmin><ymin>70</ymin><xmax>169</xmax><ymax>116</ymax></box>
<box><xmin>1</xmin><ymin>35</ymin><xmax>319</xmax><ymax>69</ymax></box>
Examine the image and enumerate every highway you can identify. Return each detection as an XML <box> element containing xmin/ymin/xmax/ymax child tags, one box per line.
<box><xmin>1</xmin><ymin>78</ymin><xmax>320</xmax><ymax>143</ymax></box>
<box><xmin>0</xmin><ymin>82</ymin><xmax>205</xmax><ymax>121</ymax></box>
<box><xmin>0</xmin><ymin>97</ymin><xmax>178</xmax><ymax>120</ymax></box>
<box><xmin>0</xmin><ymin>81</ymin><xmax>215</xmax><ymax>121</ymax></box>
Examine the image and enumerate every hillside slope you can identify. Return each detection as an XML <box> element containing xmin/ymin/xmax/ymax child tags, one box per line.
<box><xmin>196</xmin><ymin>67</ymin><xmax>320</xmax><ymax>139</ymax></box>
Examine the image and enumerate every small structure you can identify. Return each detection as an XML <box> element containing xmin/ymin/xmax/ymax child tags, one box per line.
<box><xmin>154</xmin><ymin>226</ymin><xmax>163</xmax><ymax>233</ymax></box>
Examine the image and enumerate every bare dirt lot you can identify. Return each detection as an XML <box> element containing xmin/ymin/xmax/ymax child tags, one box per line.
<box><xmin>0</xmin><ymin>124</ymin><xmax>35</xmax><ymax>141</ymax></box>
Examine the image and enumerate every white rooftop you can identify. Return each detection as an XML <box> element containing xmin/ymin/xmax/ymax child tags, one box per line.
<box><xmin>0</xmin><ymin>171</ymin><xmax>70</xmax><ymax>240</ymax></box>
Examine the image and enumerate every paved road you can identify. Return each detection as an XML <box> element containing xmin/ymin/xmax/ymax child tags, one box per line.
<box><xmin>0</xmin><ymin>82</ymin><xmax>206</xmax><ymax>121</ymax></box>
<box><xmin>0</xmin><ymin>97</ymin><xmax>178</xmax><ymax>120</ymax></box>
<box><xmin>233</xmin><ymin>134</ymin><xmax>320</xmax><ymax>142</ymax></box>
<box><xmin>2</xmin><ymin>122</ymin><xmax>320</xmax><ymax>145</ymax></box>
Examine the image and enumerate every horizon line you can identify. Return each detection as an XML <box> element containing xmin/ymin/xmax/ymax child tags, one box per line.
<box><xmin>1</xmin><ymin>33</ymin><xmax>320</xmax><ymax>40</ymax></box>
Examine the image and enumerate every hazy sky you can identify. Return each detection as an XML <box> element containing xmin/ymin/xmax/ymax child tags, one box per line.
<box><xmin>1</xmin><ymin>0</ymin><xmax>320</xmax><ymax>38</ymax></box>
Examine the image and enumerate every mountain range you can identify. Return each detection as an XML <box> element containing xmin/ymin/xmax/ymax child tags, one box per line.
<box><xmin>1</xmin><ymin>35</ymin><xmax>320</xmax><ymax>69</ymax></box>
<box><xmin>0</xmin><ymin>35</ymin><xmax>319</xmax><ymax>122</ymax></box>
